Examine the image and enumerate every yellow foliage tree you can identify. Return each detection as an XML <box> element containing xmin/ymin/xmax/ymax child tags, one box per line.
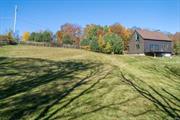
<box><xmin>98</xmin><ymin>34</ymin><xmax>104</xmax><ymax>49</ymax></box>
<box><xmin>104</xmin><ymin>42</ymin><xmax>112</xmax><ymax>54</ymax></box>
<box><xmin>22</xmin><ymin>32</ymin><xmax>30</xmax><ymax>41</ymax></box>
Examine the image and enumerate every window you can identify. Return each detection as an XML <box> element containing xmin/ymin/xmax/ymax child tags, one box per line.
<box><xmin>155</xmin><ymin>45</ymin><xmax>160</xmax><ymax>51</ymax></box>
<box><xmin>150</xmin><ymin>44</ymin><xmax>160</xmax><ymax>52</ymax></box>
<box><xmin>137</xmin><ymin>34</ymin><xmax>140</xmax><ymax>41</ymax></box>
<box><xmin>136</xmin><ymin>44</ymin><xmax>140</xmax><ymax>49</ymax></box>
<box><xmin>150</xmin><ymin>44</ymin><xmax>154</xmax><ymax>51</ymax></box>
<box><xmin>135</xmin><ymin>33</ymin><xmax>140</xmax><ymax>41</ymax></box>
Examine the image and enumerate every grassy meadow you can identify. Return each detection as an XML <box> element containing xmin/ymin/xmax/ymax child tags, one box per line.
<box><xmin>0</xmin><ymin>45</ymin><xmax>179</xmax><ymax>120</ymax></box>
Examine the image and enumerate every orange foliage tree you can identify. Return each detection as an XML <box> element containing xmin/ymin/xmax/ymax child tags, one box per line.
<box><xmin>56</xmin><ymin>31</ymin><xmax>63</xmax><ymax>46</ymax></box>
<box><xmin>110</xmin><ymin>23</ymin><xmax>131</xmax><ymax>50</ymax></box>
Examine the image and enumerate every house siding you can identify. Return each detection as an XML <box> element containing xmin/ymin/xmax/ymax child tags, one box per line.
<box><xmin>144</xmin><ymin>40</ymin><xmax>173</xmax><ymax>53</ymax></box>
<box><xmin>128</xmin><ymin>31</ymin><xmax>144</xmax><ymax>54</ymax></box>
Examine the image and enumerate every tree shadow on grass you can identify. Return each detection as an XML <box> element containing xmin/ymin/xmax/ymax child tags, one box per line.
<box><xmin>0</xmin><ymin>57</ymin><xmax>102</xmax><ymax>120</ymax></box>
<box><xmin>142</xmin><ymin>64</ymin><xmax>180</xmax><ymax>85</ymax></box>
<box><xmin>119</xmin><ymin>71</ymin><xmax>180</xmax><ymax>119</ymax></box>
<box><xmin>36</xmin><ymin>69</ymin><xmax>113</xmax><ymax>120</ymax></box>
<box><xmin>52</xmin><ymin>95</ymin><xmax>140</xmax><ymax>120</ymax></box>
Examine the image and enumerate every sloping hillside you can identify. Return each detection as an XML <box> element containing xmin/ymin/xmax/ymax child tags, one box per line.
<box><xmin>0</xmin><ymin>45</ymin><xmax>179</xmax><ymax>120</ymax></box>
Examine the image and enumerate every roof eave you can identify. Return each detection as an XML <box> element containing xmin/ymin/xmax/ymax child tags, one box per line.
<box><xmin>143</xmin><ymin>38</ymin><xmax>172</xmax><ymax>42</ymax></box>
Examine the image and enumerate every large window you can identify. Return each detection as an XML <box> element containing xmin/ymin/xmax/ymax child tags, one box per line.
<box><xmin>150</xmin><ymin>44</ymin><xmax>153</xmax><ymax>51</ymax></box>
<box><xmin>150</xmin><ymin>44</ymin><xmax>160</xmax><ymax>52</ymax></box>
<box><xmin>155</xmin><ymin>45</ymin><xmax>160</xmax><ymax>51</ymax></box>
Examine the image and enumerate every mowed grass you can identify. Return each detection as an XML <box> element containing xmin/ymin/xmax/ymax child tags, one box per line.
<box><xmin>0</xmin><ymin>45</ymin><xmax>179</xmax><ymax>120</ymax></box>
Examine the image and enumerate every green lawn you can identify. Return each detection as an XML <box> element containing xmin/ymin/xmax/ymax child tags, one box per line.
<box><xmin>0</xmin><ymin>45</ymin><xmax>180</xmax><ymax>120</ymax></box>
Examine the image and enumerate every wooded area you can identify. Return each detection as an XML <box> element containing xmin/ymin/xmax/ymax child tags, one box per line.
<box><xmin>1</xmin><ymin>23</ymin><xmax>180</xmax><ymax>55</ymax></box>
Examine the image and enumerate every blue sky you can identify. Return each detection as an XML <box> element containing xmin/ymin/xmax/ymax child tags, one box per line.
<box><xmin>0</xmin><ymin>0</ymin><xmax>179</xmax><ymax>35</ymax></box>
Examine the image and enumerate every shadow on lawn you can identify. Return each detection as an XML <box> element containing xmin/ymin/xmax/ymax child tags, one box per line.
<box><xmin>142</xmin><ymin>64</ymin><xmax>180</xmax><ymax>84</ymax></box>
<box><xmin>36</xmin><ymin>70</ymin><xmax>112</xmax><ymax>120</ymax></box>
<box><xmin>120</xmin><ymin>71</ymin><xmax>180</xmax><ymax>119</ymax></box>
<box><xmin>0</xmin><ymin>57</ymin><xmax>103</xmax><ymax>120</ymax></box>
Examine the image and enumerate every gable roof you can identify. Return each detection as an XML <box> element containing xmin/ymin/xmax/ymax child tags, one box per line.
<box><xmin>136</xmin><ymin>30</ymin><xmax>171</xmax><ymax>41</ymax></box>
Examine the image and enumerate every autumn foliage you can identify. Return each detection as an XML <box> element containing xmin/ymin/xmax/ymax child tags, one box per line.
<box><xmin>80</xmin><ymin>24</ymin><xmax>127</xmax><ymax>54</ymax></box>
<box><xmin>56</xmin><ymin>31</ymin><xmax>63</xmax><ymax>46</ymax></box>
<box><xmin>22</xmin><ymin>32</ymin><xmax>30</xmax><ymax>41</ymax></box>
<box><xmin>21</xmin><ymin>23</ymin><xmax>132</xmax><ymax>54</ymax></box>
<box><xmin>110</xmin><ymin>23</ymin><xmax>131</xmax><ymax>50</ymax></box>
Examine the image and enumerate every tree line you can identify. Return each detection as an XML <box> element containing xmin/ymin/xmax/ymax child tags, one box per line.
<box><xmin>5</xmin><ymin>23</ymin><xmax>179</xmax><ymax>55</ymax></box>
<box><xmin>1</xmin><ymin>23</ymin><xmax>179</xmax><ymax>55</ymax></box>
<box><xmin>22</xmin><ymin>23</ymin><xmax>131</xmax><ymax>54</ymax></box>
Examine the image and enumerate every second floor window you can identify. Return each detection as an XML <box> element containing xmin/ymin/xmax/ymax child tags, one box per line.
<box><xmin>135</xmin><ymin>33</ymin><xmax>140</xmax><ymax>41</ymax></box>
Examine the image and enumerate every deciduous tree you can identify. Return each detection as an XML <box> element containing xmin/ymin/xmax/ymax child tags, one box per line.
<box><xmin>60</xmin><ymin>23</ymin><xmax>81</xmax><ymax>46</ymax></box>
<box><xmin>56</xmin><ymin>31</ymin><xmax>63</xmax><ymax>46</ymax></box>
<box><xmin>22</xmin><ymin>32</ymin><xmax>30</xmax><ymax>41</ymax></box>
<box><xmin>98</xmin><ymin>34</ymin><xmax>104</xmax><ymax>50</ymax></box>
<box><xmin>110</xmin><ymin>23</ymin><xmax>131</xmax><ymax>50</ymax></box>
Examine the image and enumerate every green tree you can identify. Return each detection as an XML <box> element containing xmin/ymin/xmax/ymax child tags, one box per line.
<box><xmin>104</xmin><ymin>33</ymin><xmax>124</xmax><ymax>54</ymax></box>
<box><xmin>29</xmin><ymin>32</ymin><xmax>36</xmax><ymax>41</ymax></box>
<box><xmin>42</xmin><ymin>31</ymin><xmax>52</xmax><ymax>42</ymax></box>
<box><xmin>63</xmin><ymin>34</ymin><xmax>73</xmax><ymax>44</ymax></box>
<box><xmin>29</xmin><ymin>31</ymin><xmax>52</xmax><ymax>42</ymax></box>
<box><xmin>7</xmin><ymin>32</ymin><xmax>13</xmax><ymax>41</ymax></box>
<box><xmin>80</xmin><ymin>39</ymin><xmax>90</xmax><ymax>46</ymax></box>
<box><xmin>90</xmin><ymin>38</ymin><xmax>99</xmax><ymax>52</ymax></box>
<box><xmin>110</xmin><ymin>23</ymin><xmax>131</xmax><ymax>50</ymax></box>
<box><xmin>83</xmin><ymin>24</ymin><xmax>101</xmax><ymax>40</ymax></box>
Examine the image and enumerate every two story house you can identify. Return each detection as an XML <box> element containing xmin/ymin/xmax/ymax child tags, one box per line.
<box><xmin>128</xmin><ymin>30</ymin><xmax>173</xmax><ymax>56</ymax></box>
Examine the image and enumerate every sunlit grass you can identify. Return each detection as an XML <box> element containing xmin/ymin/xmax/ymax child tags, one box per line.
<box><xmin>0</xmin><ymin>45</ymin><xmax>179</xmax><ymax>120</ymax></box>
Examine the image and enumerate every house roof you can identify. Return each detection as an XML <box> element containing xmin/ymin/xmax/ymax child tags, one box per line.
<box><xmin>136</xmin><ymin>30</ymin><xmax>171</xmax><ymax>41</ymax></box>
